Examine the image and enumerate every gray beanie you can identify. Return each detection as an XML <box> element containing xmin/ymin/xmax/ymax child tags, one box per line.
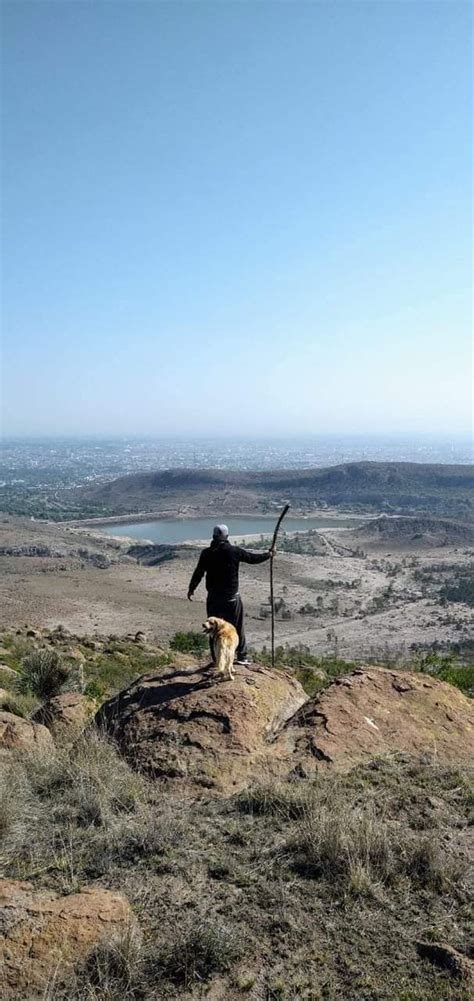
<box><xmin>213</xmin><ymin>524</ymin><xmax>229</xmax><ymax>540</ymax></box>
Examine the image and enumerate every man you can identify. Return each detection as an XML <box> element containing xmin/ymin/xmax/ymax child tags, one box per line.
<box><xmin>187</xmin><ymin>524</ymin><xmax>275</xmax><ymax>665</ymax></box>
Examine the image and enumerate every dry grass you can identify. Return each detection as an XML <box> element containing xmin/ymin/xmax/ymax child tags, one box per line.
<box><xmin>1</xmin><ymin>745</ymin><xmax>472</xmax><ymax>1001</ymax></box>
<box><xmin>0</xmin><ymin>733</ymin><xmax>183</xmax><ymax>887</ymax></box>
<box><xmin>44</xmin><ymin>925</ymin><xmax>143</xmax><ymax>1001</ymax></box>
<box><xmin>239</xmin><ymin>766</ymin><xmax>468</xmax><ymax>899</ymax></box>
<box><xmin>151</xmin><ymin>914</ymin><xmax>245</xmax><ymax>988</ymax></box>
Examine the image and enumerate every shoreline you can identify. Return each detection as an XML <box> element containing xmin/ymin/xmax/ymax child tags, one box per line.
<box><xmin>61</xmin><ymin>507</ymin><xmax>369</xmax><ymax>529</ymax></box>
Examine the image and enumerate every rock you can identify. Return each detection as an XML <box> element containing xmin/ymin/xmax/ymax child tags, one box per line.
<box><xmin>0</xmin><ymin>711</ymin><xmax>53</xmax><ymax>753</ymax></box>
<box><xmin>0</xmin><ymin>688</ymin><xmax>13</xmax><ymax>704</ymax></box>
<box><xmin>416</xmin><ymin>942</ymin><xmax>474</xmax><ymax>981</ymax></box>
<box><xmin>276</xmin><ymin>668</ymin><xmax>474</xmax><ymax>774</ymax></box>
<box><xmin>0</xmin><ymin>664</ymin><xmax>19</xmax><ymax>677</ymax></box>
<box><xmin>32</xmin><ymin>693</ymin><xmax>96</xmax><ymax>734</ymax></box>
<box><xmin>0</xmin><ymin>879</ymin><xmax>136</xmax><ymax>995</ymax></box>
<box><xmin>94</xmin><ymin>665</ymin><xmax>474</xmax><ymax>793</ymax></box>
<box><xmin>68</xmin><ymin>646</ymin><xmax>86</xmax><ymax>662</ymax></box>
<box><xmin>96</xmin><ymin>664</ymin><xmax>307</xmax><ymax>793</ymax></box>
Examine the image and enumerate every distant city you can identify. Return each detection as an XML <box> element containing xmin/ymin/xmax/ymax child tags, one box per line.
<box><xmin>1</xmin><ymin>434</ymin><xmax>472</xmax><ymax>492</ymax></box>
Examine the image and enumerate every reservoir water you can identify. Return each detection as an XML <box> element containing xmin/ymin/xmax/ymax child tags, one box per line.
<box><xmin>101</xmin><ymin>515</ymin><xmax>361</xmax><ymax>545</ymax></box>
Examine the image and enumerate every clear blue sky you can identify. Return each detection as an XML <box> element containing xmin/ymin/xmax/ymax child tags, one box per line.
<box><xmin>1</xmin><ymin>1</ymin><xmax>472</xmax><ymax>437</ymax></box>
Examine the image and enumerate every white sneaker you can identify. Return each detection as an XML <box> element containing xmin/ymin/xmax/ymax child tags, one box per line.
<box><xmin>235</xmin><ymin>658</ymin><xmax>251</xmax><ymax>666</ymax></box>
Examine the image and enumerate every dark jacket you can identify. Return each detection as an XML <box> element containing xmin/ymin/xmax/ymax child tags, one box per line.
<box><xmin>188</xmin><ymin>540</ymin><xmax>271</xmax><ymax>600</ymax></box>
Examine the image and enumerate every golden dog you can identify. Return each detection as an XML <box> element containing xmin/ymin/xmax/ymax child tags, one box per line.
<box><xmin>202</xmin><ymin>616</ymin><xmax>239</xmax><ymax>681</ymax></box>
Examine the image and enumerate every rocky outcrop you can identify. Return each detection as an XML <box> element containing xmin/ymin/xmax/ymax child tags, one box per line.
<box><xmin>96</xmin><ymin>664</ymin><xmax>307</xmax><ymax>793</ymax></box>
<box><xmin>96</xmin><ymin>666</ymin><xmax>474</xmax><ymax>793</ymax></box>
<box><xmin>77</xmin><ymin>548</ymin><xmax>112</xmax><ymax>569</ymax></box>
<box><xmin>0</xmin><ymin>545</ymin><xmax>66</xmax><ymax>557</ymax></box>
<box><xmin>0</xmin><ymin>711</ymin><xmax>53</xmax><ymax>753</ymax></box>
<box><xmin>276</xmin><ymin>667</ymin><xmax>474</xmax><ymax>774</ymax></box>
<box><xmin>347</xmin><ymin>515</ymin><xmax>474</xmax><ymax>549</ymax></box>
<box><xmin>127</xmin><ymin>543</ymin><xmax>185</xmax><ymax>566</ymax></box>
<box><xmin>0</xmin><ymin>879</ymin><xmax>135</xmax><ymax>995</ymax></box>
<box><xmin>32</xmin><ymin>693</ymin><xmax>96</xmax><ymax>734</ymax></box>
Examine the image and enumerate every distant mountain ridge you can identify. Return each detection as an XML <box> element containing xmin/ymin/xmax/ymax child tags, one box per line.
<box><xmin>75</xmin><ymin>461</ymin><xmax>474</xmax><ymax>520</ymax></box>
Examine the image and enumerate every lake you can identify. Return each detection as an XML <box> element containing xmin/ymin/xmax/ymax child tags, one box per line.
<box><xmin>101</xmin><ymin>515</ymin><xmax>361</xmax><ymax>545</ymax></box>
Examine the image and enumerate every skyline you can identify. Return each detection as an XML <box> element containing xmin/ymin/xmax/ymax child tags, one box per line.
<box><xmin>1</xmin><ymin>1</ymin><xmax>472</xmax><ymax>437</ymax></box>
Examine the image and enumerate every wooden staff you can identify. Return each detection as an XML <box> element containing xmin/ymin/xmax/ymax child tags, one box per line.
<box><xmin>270</xmin><ymin>503</ymin><xmax>290</xmax><ymax>668</ymax></box>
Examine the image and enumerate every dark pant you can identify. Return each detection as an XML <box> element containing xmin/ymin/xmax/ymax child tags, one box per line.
<box><xmin>206</xmin><ymin>592</ymin><xmax>247</xmax><ymax>660</ymax></box>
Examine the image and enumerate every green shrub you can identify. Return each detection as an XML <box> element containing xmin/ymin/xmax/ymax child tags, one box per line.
<box><xmin>17</xmin><ymin>648</ymin><xmax>69</xmax><ymax>699</ymax></box>
<box><xmin>170</xmin><ymin>630</ymin><xmax>208</xmax><ymax>656</ymax></box>
<box><xmin>414</xmin><ymin>652</ymin><xmax>474</xmax><ymax>696</ymax></box>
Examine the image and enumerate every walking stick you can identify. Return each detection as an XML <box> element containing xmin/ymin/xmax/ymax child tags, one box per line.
<box><xmin>270</xmin><ymin>503</ymin><xmax>290</xmax><ymax>668</ymax></box>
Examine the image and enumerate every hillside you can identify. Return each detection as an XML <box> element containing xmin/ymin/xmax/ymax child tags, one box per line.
<box><xmin>346</xmin><ymin>515</ymin><xmax>474</xmax><ymax>550</ymax></box>
<box><xmin>74</xmin><ymin>461</ymin><xmax>474</xmax><ymax>520</ymax></box>
<box><xmin>1</xmin><ymin>628</ymin><xmax>473</xmax><ymax>1000</ymax></box>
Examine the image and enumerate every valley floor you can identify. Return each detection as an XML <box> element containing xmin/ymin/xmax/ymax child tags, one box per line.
<box><xmin>0</xmin><ymin>514</ymin><xmax>472</xmax><ymax>663</ymax></box>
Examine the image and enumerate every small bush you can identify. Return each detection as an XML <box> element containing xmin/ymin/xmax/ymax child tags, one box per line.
<box><xmin>0</xmin><ymin>691</ymin><xmax>40</xmax><ymax>718</ymax></box>
<box><xmin>17</xmin><ymin>648</ymin><xmax>69</xmax><ymax>699</ymax></box>
<box><xmin>413</xmin><ymin>652</ymin><xmax>474</xmax><ymax>697</ymax></box>
<box><xmin>404</xmin><ymin>836</ymin><xmax>458</xmax><ymax>891</ymax></box>
<box><xmin>252</xmin><ymin>644</ymin><xmax>355</xmax><ymax>693</ymax></box>
<box><xmin>292</xmin><ymin>794</ymin><xmax>396</xmax><ymax>886</ymax></box>
<box><xmin>157</xmin><ymin>916</ymin><xmax>243</xmax><ymax>987</ymax></box>
<box><xmin>48</xmin><ymin>926</ymin><xmax>142</xmax><ymax>1000</ymax></box>
<box><xmin>81</xmin><ymin>926</ymin><xmax>142</xmax><ymax>991</ymax></box>
<box><xmin>237</xmin><ymin>781</ymin><xmax>310</xmax><ymax>819</ymax></box>
<box><xmin>170</xmin><ymin>630</ymin><xmax>208</xmax><ymax>655</ymax></box>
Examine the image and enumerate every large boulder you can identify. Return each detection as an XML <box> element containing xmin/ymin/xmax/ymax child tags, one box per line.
<box><xmin>0</xmin><ymin>879</ymin><xmax>135</xmax><ymax>995</ymax></box>
<box><xmin>32</xmin><ymin>693</ymin><xmax>96</xmax><ymax>734</ymax></box>
<box><xmin>0</xmin><ymin>711</ymin><xmax>53</xmax><ymax>753</ymax></box>
<box><xmin>96</xmin><ymin>664</ymin><xmax>307</xmax><ymax>793</ymax></box>
<box><xmin>276</xmin><ymin>667</ymin><xmax>474</xmax><ymax>774</ymax></box>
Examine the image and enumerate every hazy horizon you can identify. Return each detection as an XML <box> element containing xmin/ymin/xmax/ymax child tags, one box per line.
<box><xmin>2</xmin><ymin>1</ymin><xmax>472</xmax><ymax>438</ymax></box>
<box><xmin>2</xmin><ymin>430</ymin><xmax>472</xmax><ymax>472</ymax></box>
<box><xmin>2</xmin><ymin>430</ymin><xmax>473</xmax><ymax>443</ymax></box>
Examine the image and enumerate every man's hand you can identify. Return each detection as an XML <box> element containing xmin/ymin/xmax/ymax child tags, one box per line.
<box><xmin>269</xmin><ymin>546</ymin><xmax>276</xmax><ymax>558</ymax></box>
<box><xmin>187</xmin><ymin>591</ymin><xmax>193</xmax><ymax>601</ymax></box>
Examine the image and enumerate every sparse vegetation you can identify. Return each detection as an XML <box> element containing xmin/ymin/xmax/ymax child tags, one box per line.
<box><xmin>252</xmin><ymin>643</ymin><xmax>357</xmax><ymax>695</ymax></box>
<box><xmin>2</xmin><ymin>750</ymin><xmax>469</xmax><ymax>999</ymax></box>
<box><xmin>156</xmin><ymin>916</ymin><xmax>244</xmax><ymax>986</ymax></box>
